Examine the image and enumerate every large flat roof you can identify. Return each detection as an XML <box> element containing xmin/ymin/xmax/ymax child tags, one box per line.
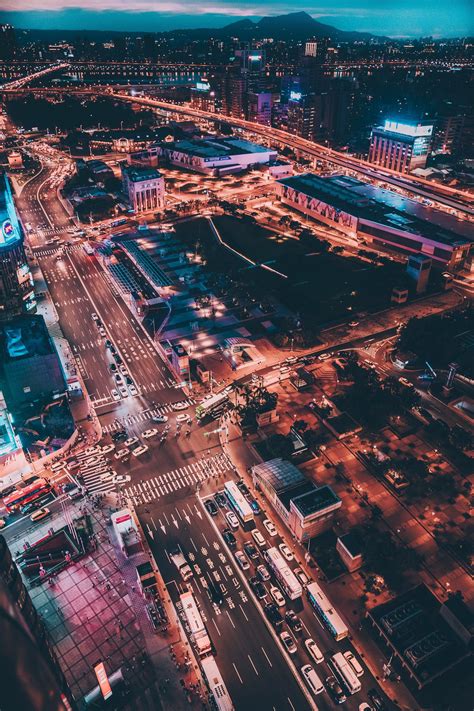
<box><xmin>172</xmin><ymin>136</ymin><xmax>272</xmax><ymax>159</ymax></box>
<box><xmin>291</xmin><ymin>485</ymin><xmax>340</xmax><ymax>517</ymax></box>
<box><xmin>252</xmin><ymin>458</ymin><xmax>306</xmax><ymax>493</ymax></box>
<box><xmin>122</xmin><ymin>165</ymin><xmax>162</xmax><ymax>182</ymax></box>
<box><xmin>278</xmin><ymin>173</ymin><xmax>473</xmax><ymax>248</ymax></box>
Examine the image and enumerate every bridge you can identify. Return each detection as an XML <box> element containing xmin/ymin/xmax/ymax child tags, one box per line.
<box><xmin>1</xmin><ymin>62</ymin><xmax>70</xmax><ymax>90</ymax></box>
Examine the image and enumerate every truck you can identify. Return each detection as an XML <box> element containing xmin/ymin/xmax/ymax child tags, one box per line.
<box><xmin>170</xmin><ymin>548</ymin><xmax>193</xmax><ymax>581</ymax></box>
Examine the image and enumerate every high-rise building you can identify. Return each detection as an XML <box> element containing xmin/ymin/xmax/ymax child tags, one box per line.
<box><xmin>228</xmin><ymin>75</ymin><xmax>247</xmax><ymax>119</ymax></box>
<box><xmin>0</xmin><ymin>24</ymin><xmax>16</xmax><ymax>60</ymax></box>
<box><xmin>305</xmin><ymin>41</ymin><xmax>318</xmax><ymax>57</ymax></box>
<box><xmin>287</xmin><ymin>92</ymin><xmax>319</xmax><ymax>141</ymax></box>
<box><xmin>368</xmin><ymin>119</ymin><xmax>434</xmax><ymax>173</ymax></box>
<box><xmin>234</xmin><ymin>48</ymin><xmax>266</xmax><ymax>72</ymax></box>
<box><xmin>247</xmin><ymin>92</ymin><xmax>272</xmax><ymax>125</ymax></box>
<box><xmin>0</xmin><ymin>173</ymin><xmax>35</xmax><ymax>321</ymax></box>
<box><xmin>0</xmin><ymin>535</ymin><xmax>74</xmax><ymax>710</ymax></box>
<box><xmin>190</xmin><ymin>81</ymin><xmax>217</xmax><ymax>113</ymax></box>
<box><xmin>121</xmin><ymin>165</ymin><xmax>165</xmax><ymax>213</ymax></box>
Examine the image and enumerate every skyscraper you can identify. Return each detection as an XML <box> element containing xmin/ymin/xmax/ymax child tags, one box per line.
<box><xmin>368</xmin><ymin>119</ymin><xmax>434</xmax><ymax>173</ymax></box>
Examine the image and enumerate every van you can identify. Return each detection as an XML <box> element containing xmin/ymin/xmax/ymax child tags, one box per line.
<box><xmin>301</xmin><ymin>664</ymin><xmax>324</xmax><ymax>695</ymax></box>
<box><xmin>344</xmin><ymin>651</ymin><xmax>364</xmax><ymax>677</ymax></box>
<box><xmin>251</xmin><ymin>529</ymin><xmax>266</xmax><ymax>548</ymax></box>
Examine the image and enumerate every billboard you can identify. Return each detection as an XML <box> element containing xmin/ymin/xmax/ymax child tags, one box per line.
<box><xmin>0</xmin><ymin>175</ymin><xmax>22</xmax><ymax>247</ymax></box>
<box><xmin>383</xmin><ymin>120</ymin><xmax>433</xmax><ymax>138</ymax></box>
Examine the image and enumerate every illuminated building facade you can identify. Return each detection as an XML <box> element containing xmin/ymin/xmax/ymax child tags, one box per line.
<box><xmin>0</xmin><ymin>173</ymin><xmax>35</xmax><ymax>321</ymax></box>
<box><xmin>121</xmin><ymin>165</ymin><xmax>165</xmax><ymax>213</ymax></box>
<box><xmin>369</xmin><ymin>119</ymin><xmax>434</xmax><ymax>173</ymax></box>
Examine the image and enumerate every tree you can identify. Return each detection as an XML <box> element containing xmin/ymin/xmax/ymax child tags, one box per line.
<box><xmin>267</xmin><ymin>433</ymin><xmax>294</xmax><ymax>460</ymax></box>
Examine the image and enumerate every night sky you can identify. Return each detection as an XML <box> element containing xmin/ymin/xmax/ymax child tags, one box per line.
<box><xmin>0</xmin><ymin>0</ymin><xmax>472</xmax><ymax>38</ymax></box>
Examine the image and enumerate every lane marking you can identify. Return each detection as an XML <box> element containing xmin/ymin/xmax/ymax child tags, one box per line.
<box><xmin>261</xmin><ymin>646</ymin><xmax>273</xmax><ymax>668</ymax></box>
<box><xmin>248</xmin><ymin>654</ymin><xmax>259</xmax><ymax>675</ymax></box>
<box><xmin>232</xmin><ymin>662</ymin><xmax>243</xmax><ymax>684</ymax></box>
<box><xmin>225</xmin><ymin>610</ymin><xmax>235</xmax><ymax>629</ymax></box>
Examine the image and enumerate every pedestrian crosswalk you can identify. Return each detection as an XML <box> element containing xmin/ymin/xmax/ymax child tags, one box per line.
<box><xmin>123</xmin><ymin>453</ymin><xmax>234</xmax><ymax>506</ymax></box>
<box><xmin>74</xmin><ymin>449</ymin><xmax>117</xmax><ymax>495</ymax></box>
<box><xmin>100</xmin><ymin>400</ymin><xmax>195</xmax><ymax>433</ymax></box>
<box><xmin>35</xmin><ymin>244</ymin><xmax>83</xmax><ymax>258</ymax></box>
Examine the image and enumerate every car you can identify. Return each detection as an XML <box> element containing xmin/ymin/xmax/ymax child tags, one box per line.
<box><xmin>105</xmin><ymin>339</ymin><xmax>112</xmax><ymax>349</ymax></box>
<box><xmin>207</xmin><ymin>580</ymin><xmax>224</xmax><ymax>606</ymax></box>
<box><xmin>280</xmin><ymin>631</ymin><xmax>297</xmax><ymax>655</ymax></box>
<box><xmin>398</xmin><ymin>376</ymin><xmax>413</xmax><ymax>388</ymax></box>
<box><xmin>114</xmin><ymin>448</ymin><xmax>130</xmax><ymax>460</ymax></box>
<box><xmin>125</xmin><ymin>375</ymin><xmax>133</xmax><ymax>385</ymax></box>
<box><xmin>250</xmin><ymin>576</ymin><xmax>267</xmax><ymax>600</ymax></box>
<box><xmin>119</xmin><ymin>385</ymin><xmax>128</xmax><ymax>398</ymax></box>
<box><xmin>305</xmin><ymin>638</ymin><xmax>324</xmax><ymax>664</ymax></box>
<box><xmin>264</xmin><ymin>602</ymin><xmax>283</xmax><ymax>629</ymax></box>
<box><xmin>285</xmin><ymin>610</ymin><xmax>302</xmax><ymax>632</ymax></box>
<box><xmin>111</xmin><ymin>389</ymin><xmax>121</xmax><ymax>401</ymax></box>
<box><xmin>85</xmin><ymin>445</ymin><xmax>100</xmax><ymax>456</ymax></box>
<box><xmin>128</xmin><ymin>384</ymin><xmax>138</xmax><ymax>396</ymax></box>
<box><xmin>176</xmin><ymin>413</ymin><xmax>192</xmax><ymax>424</ymax></box>
<box><xmin>124</xmin><ymin>437</ymin><xmax>139</xmax><ymax>448</ymax></box>
<box><xmin>251</xmin><ymin>529</ymin><xmax>266</xmax><ymax>548</ymax></box>
<box><xmin>83</xmin><ymin>456</ymin><xmax>100</xmax><ymax>467</ymax></box>
<box><xmin>263</xmin><ymin>518</ymin><xmax>278</xmax><ymax>537</ymax></box>
<box><xmin>250</xmin><ymin>499</ymin><xmax>261</xmax><ymax>515</ymax></box>
<box><xmin>344</xmin><ymin>650</ymin><xmax>364</xmax><ymax>677</ymax></box>
<box><xmin>113</xmin><ymin>354</ymin><xmax>122</xmax><ymax>364</ymax></box>
<box><xmin>348</xmin><ymin>321</ymin><xmax>360</xmax><ymax>327</ymax></box>
<box><xmin>326</xmin><ymin>675</ymin><xmax>346</xmax><ymax>704</ymax></box>
<box><xmin>243</xmin><ymin>541</ymin><xmax>259</xmax><ymax>561</ymax></box>
<box><xmin>269</xmin><ymin>585</ymin><xmax>285</xmax><ymax>607</ymax></box>
<box><xmin>222</xmin><ymin>528</ymin><xmax>236</xmax><ymax>548</ymax></box>
<box><xmin>109</xmin><ymin>363</ymin><xmax>117</xmax><ymax>372</ymax></box>
<box><xmin>101</xmin><ymin>443</ymin><xmax>115</xmax><ymax>454</ymax></box>
<box><xmin>172</xmin><ymin>401</ymin><xmax>189</xmax><ymax>411</ymax></box>
<box><xmin>359</xmin><ymin>705</ymin><xmax>372</xmax><ymax>711</ymax></box>
<box><xmin>62</xmin><ymin>482</ymin><xmax>78</xmax><ymax>493</ymax></box>
<box><xmin>205</xmin><ymin>500</ymin><xmax>218</xmax><ymax>516</ymax></box>
<box><xmin>0</xmin><ymin>519</ymin><xmax>6</xmax><ymax>529</ymax></box>
<box><xmin>318</xmin><ymin>352</ymin><xmax>331</xmax><ymax>360</ymax></box>
<box><xmin>234</xmin><ymin>551</ymin><xmax>250</xmax><ymax>571</ymax></box>
<box><xmin>67</xmin><ymin>486</ymin><xmax>85</xmax><ymax>500</ymax></box>
<box><xmin>279</xmin><ymin>365</ymin><xmax>290</xmax><ymax>374</ymax></box>
<box><xmin>368</xmin><ymin>689</ymin><xmax>386</xmax><ymax>710</ymax></box>
<box><xmin>226</xmin><ymin>511</ymin><xmax>239</xmax><ymax>530</ymax></box>
<box><xmin>30</xmin><ymin>507</ymin><xmax>51</xmax><ymax>523</ymax></box>
<box><xmin>111</xmin><ymin>430</ymin><xmax>127</xmax><ymax>442</ymax></box>
<box><xmin>110</xmin><ymin>345</ymin><xmax>116</xmax><ymax>355</ymax></box>
<box><xmin>294</xmin><ymin>567</ymin><xmax>309</xmax><ymax>586</ymax></box>
<box><xmin>119</xmin><ymin>364</ymin><xmax>127</xmax><ymax>376</ymax></box>
<box><xmin>285</xmin><ymin>356</ymin><xmax>298</xmax><ymax>365</ymax></box>
<box><xmin>114</xmin><ymin>373</ymin><xmax>123</xmax><ymax>384</ymax></box>
<box><xmin>236</xmin><ymin>480</ymin><xmax>249</xmax><ymax>496</ymax></box>
<box><xmin>99</xmin><ymin>327</ymin><xmax>106</xmax><ymax>338</ymax></box>
<box><xmin>214</xmin><ymin>492</ymin><xmax>226</xmax><ymax>508</ymax></box>
<box><xmin>91</xmin><ymin>313</ymin><xmax>98</xmax><ymax>321</ymax></box>
<box><xmin>256</xmin><ymin>564</ymin><xmax>270</xmax><ymax>581</ymax></box>
<box><xmin>21</xmin><ymin>502</ymin><xmax>40</xmax><ymax>516</ymax></box>
<box><xmin>152</xmin><ymin>414</ymin><xmax>168</xmax><ymax>424</ymax></box>
<box><xmin>132</xmin><ymin>445</ymin><xmax>149</xmax><ymax>457</ymax></box>
<box><xmin>51</xmin><ymin>460</ymin><xmax>66</xmax><ymax>472</ymax></box>
<box><xmin>142</xmin><ymin>428</ymin><xmax>158</xmax><ymax>440</ymax></box>
<box><xmin>279</xmin><ymin>543</ymin><xmax>294</xmax><ymax>561</ymax></box>
<box><xmin>301</xmin><ymin>664</ymin><xmax>325</xmax><ymax>696</ymax></box>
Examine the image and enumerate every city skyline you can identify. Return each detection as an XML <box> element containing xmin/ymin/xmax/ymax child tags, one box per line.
<box><xmin>0</xmin><ymin>0</ymin><xmax>473</xmax><ymax>38</ymax></box>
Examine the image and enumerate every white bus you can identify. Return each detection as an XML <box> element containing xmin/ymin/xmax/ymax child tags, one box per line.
<box><xmin>224</xmin><ymin>481</ymin><xmax>254</xmax><ymax>524</ymax></box>
<box><xmin>306</xmin><ymin>582</ymin><xmax>349</xmax><ymax>641</ymax></box>
<box><xmin>201</xmin><ymin>656</ymin><xmax>234</xmax><ymax>711</ymax></box>
<box><xmin>196</xmin><ymin>392</ymin><xmax>229</xmax><ymax>421</ymax></box>
<box><xmin>264</xmin><ymin>547</ymin><xmax>302</xmax><ymax>600</ymax></box>
<box><xmin>180</xmin><ymin>591</ymin><xmax>211</xmax><ymax>657</ymax></box>
<box><xmin>330</xmin><ymin>652</ymin><xmax>362</xmax><ymax>695</ymax></box>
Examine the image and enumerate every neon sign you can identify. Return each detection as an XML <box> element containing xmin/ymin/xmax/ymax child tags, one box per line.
<box><xmin>383</xmin><ymin>120</ymin><xmax>433</xmax><ymax>138</ymax></box>
<box><xmin>289</xmin><ymin>91</ymin><xmax>302</xmax><ymax>102</ymax></box>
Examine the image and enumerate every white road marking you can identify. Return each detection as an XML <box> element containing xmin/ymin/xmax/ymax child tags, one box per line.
<box><xmin>232</xmin><ymin>663</ymin><xmax>243</xmax><ymax>684</ymax></box>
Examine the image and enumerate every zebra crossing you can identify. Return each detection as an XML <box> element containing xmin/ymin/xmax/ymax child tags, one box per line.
<box><xmin>35</xmin><ymin>244</ymin><xmax>83</xmax><ymax>258</ymax></box>
<box><xmin>74</xmin><ymin>449</ymin><xmax>117</xmax><ymax>495</ymax></box>
<box><xmin>100</xmin><ymin>399</ymin><xmax>195</xmax><ymax>433</ymax></box>
<box><xmin>123</xmin><ymin>453</ymin><xmax>234</xmax><ymax>506</ymax></box>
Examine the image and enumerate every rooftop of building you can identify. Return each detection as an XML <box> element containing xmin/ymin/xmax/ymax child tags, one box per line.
<box><xmin>121</xmin><ymin>165</ymin><xmax>162</xmax><ymax>182</ymax></box>
<box><xmin>277</xmin><ymin>173</ymin><xmax>473</xmax><ymax>247</ymax></box>
<box><xmin>170</xmin><ymin>136</ymin><xmax>273</xmax><ymax>159</ymax></box>
<box><xmin>367</xmin><ymin>584</ymin><xmax>471</xmax><ymax>685</ymax></box>
<box><xmin>0</xmin><ymin>315</ymin><xmax>54</xmax><ymax>363</ymax></box>
<box><xmin>290</xmin><ymin>485</ymin><xmax>341</xmax><ymax>517</ymax></box>
<box><xmin>278</xmin><ymin>481</ymin><xmax>314</xmax><ymax>512</ymax></box>
<box><xmin>252</xmin><ymin>458</ymin><xmax>306</xmax><ymax>494</ymax></box>
<box><xmin>338</xmin><ymin>532</ymin><xmax>363</xmax><ymax>558</ymax></box>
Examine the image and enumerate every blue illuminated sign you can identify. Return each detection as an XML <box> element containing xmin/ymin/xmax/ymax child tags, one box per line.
<box><xmin>290</xmin><ymin>91</ymin><xmax>302</xmax><ymax>102</ymax></box>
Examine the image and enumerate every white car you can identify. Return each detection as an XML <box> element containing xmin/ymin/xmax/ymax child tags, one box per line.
<box><xmin>251</xmin><ymin>529</ymin><xmax>266</xmax><ymax>548</ymax></box>
<box><xmin>318</xmin><ymin>352</ymin><xmax>331</xmax><ymax>361</ymax></box>
<box><xmin>226</xmin><ymin>511</ymin><xmax>239</xmax><ymax>530</ymax></box>
<box><xmin>99</xmin><ymin>327</ymin><xmax>107</xmax><ymax>338</ymax></box>
<box><xmin>152</xmin><ymin>414</ymin><xmax>168</xmax><ymax>423</ymax></box>
<box><xmin>301</xmin><ymin>664</ymin><xmax>324</xmax><ymax>696</ymax></box>
<box><xmin>256</xmin><ymin>564</ymin><xmax>270</xmax><ymax>581</ymax></box>
<box><xmin>129</xmin><ymin>385</ymin><xmax>138</xmax><ymax>396</ymax></box>
<box><xmin>263</xmin><ymin>518</ymin><xmax>278</xmax><ymax>537</ymax></box>
<box><xmin>142</xmin><ymin>428</ymin><xmax>158</xmax><ymax>440</ymax></box>
<box><xmin>124</xmin><ymin>437</ymin><xmax>139</xmax><ymax>448</ymax></box>
<box><xmin>101</xmin><ymin>443</ymin><xmax>115</xmax><ymax>454</ymax></box>
<box><xmin>279</xmin><ymin>543</ymin><xmax>294</xmax><ymax>561</ymax></box>
<box><xmin>172</xmin><ymin>401</ymin><xmax>189</xmax><ymax>411</ymax></box>
<box><xmin>100</xmin><ymin>471</ymin><xmax>113</xmax><ymax>482</ymax></box>
<box><xmin>114</xmin><ymin>448</ymin><xmax>130</xmax><ymax>460</ymax></box>
<box><xmin>280</xmin><ymin>631</ymin><xmax>297</xmax><ymax>655</ymax></box>
<box><xmin>132</xmin><ymin>445</ymin><xmax>149</xmax><ymax>457</ymax></box>
<box><xmin>234</xmin><ymin>550</ymin><xmax>250</xmax><ymax>570</ymax></box>
<box><xmin>305</xmin><ymin>638</ymin><xmax>324</xmax><ymax>664</ymax></box>
<box><xmin>119</xmin><ymin>364</ymin><xmax>128</xmax><ymax>376</ymax></box>
<box><xmin>91</xmin><ymin>313</ymin><xmax>98</xmax><ymax>321</ymax></box>
<box><xmin>344</xmin><ymin>651</ymin><xmax>364</xmax><ymax>677</ymax></box>
<box><xmin>119</xmin><ymin>385</ymin><xmax>128</xmax><ymax>398</ymax></box>
<box><xmin>294</xmin><ymin>567</ymin><xmax>309</xmax><ymax>586</ymax></box>
<box><xmin>111</xmin><ymin>389</ymin><xmax>121</xmax><ymax>401</ymax></box>
<box><xmin>176</xmin><ymin>413</ymin><xmax>192</xmax><ymax>424</ymax></box>
<box><xmin>270</xmin><ymin>585</ymin><xmax>285</xmax><ymax>607</ymax></box>
<box><xmin>85</xmin><ymin>445</ymin><xmax>100</xmax><ymax>456</ymax></box>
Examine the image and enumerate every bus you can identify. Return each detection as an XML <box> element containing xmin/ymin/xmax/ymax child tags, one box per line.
<box><xmin>330</xmin><ymin>652</ymin><xmax>362</xmax><ymax>695</ymax></box>
<box><xmin>196</xmin><ymin>392</ymin><xmax>229</xmax><ymax>422</ymax></box>
<box><xmin>180</xmin><ymin>591</ymin><xmax>211</xmax><ymax>657</ymax></box>
<box><xmin>306</xmin><ymin>582</ymin><xmax>349</xmax><ymax>641</ymax></box>
<box><xmin>3</xmin><ymin>478</ymin><xmax>52</xmax><ymax>513</ymax></box>
<box><xmin>83</xmin><ymin>242</ymin><xmax>94</xmax><ymax>255</ymax></box>
<box><xmin>201</xmin><ymin>656</ymin><xmax>234</xmax><ymax>711</ymax></box>
<box><xmin>264</xmin><ymin>547</ymin><xmax>302</xmax><ymax>600</ymax></box>
<box><xmin>224</xmin><ymin>481</ymin><xmax>253</xmax><ymax>524</ymax></box>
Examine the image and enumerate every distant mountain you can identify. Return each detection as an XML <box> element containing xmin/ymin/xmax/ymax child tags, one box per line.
<box><xmin>16</xmin><ymin>12</ymin><xmax>386</xmax><ymax>44</ymax></box>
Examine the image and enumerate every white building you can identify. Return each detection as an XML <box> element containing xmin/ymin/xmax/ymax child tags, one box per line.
<box><xmin>121</xmin><ymin>165</ymin><xmax>165</xmax><ymax>213</ymax></box>
<box><xmin>161</xmin><ymin>136</ymin><xmax>277</xmax><ymax>176</ymax></box>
